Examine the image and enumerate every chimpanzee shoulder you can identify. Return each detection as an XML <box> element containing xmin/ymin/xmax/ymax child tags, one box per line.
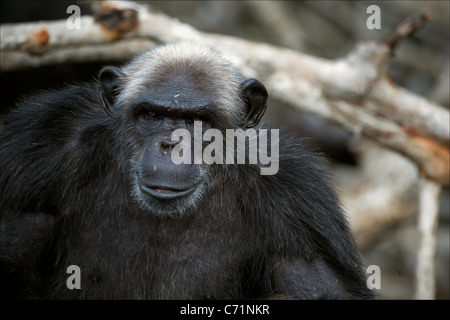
<box><xmin>236</xmin><ymin>132</ymin><xmax>372</xmax><ymax>298</ymax></box>
<box><xmin>0</xmin><ymin>83</ymin><xmax>112</xmax><ymax>213</ymax></box>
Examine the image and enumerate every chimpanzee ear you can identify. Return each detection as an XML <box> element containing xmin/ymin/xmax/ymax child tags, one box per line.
<box><xmin>98</xmin><ymin>66</ymin><xmax>123</xmax><ymax>114</ymax></box>
<box><xmin>240</xmin><ymin>78</ymin><xmax>268</xmax><ymax>128</ymax></box>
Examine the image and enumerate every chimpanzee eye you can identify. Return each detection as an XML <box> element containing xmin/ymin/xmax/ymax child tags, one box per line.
<box><xmin>147</xmin><ymin>111</ymin><xmax>157</xmax><ymax>118</ymax></box>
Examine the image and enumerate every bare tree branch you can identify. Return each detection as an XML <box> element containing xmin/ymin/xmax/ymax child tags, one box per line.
<box><xmin>415</xmin><ymin>178</ymin><xmax>441</xmax><ymax>299</ymax></box>
<box><xmin>342</xmin><ymin>141</ymin><xmax>419</xmax><ymax>249</ymax></box>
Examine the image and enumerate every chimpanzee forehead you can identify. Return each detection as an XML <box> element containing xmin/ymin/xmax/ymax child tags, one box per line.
<box><xmin>134</xmin><ymin>84</ymin><xmax>213</xmax><ymax>108</ymax></box>
<box><xmin>124</xmin><ymin>42</ymin><xmax>242</xmax><ymax>94</ymax></box>
<box><xmin>144</xmin><ymin>69</ymin><xmax>215</xmax><ymax>100</ymax></box>
<box><xmin>118</xmin><ymin>42</ymin><xmax>245</xmax><ymax>122</ymax></box>
<box><xmin>122</xmin><ymin>61</ymin><xmax>239</xmax><ymax>110</ymax></box>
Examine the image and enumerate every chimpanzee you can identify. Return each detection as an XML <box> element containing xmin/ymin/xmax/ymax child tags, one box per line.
<box><xmin>0</xmin><ymin>42</ymin><xmax>374</xmax><ymax>299</ymax></box>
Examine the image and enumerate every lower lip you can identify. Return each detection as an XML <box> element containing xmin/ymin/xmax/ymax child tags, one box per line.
<box><xmin>140</xmin><ymin>184</ymin><xmax>196</xmax><ymax>200</ymax></box>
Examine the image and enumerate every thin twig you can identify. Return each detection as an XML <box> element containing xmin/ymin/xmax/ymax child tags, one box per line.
<box><xmin>384</xmin><ymin>11</ymin><xmax>433</xmax><ymax>51</ymax></box>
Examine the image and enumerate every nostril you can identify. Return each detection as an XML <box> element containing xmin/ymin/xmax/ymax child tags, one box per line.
<box><xmin>161</xmin><ymin>137</ymin><xmax>179</xmax><ymax>148</ymax></box>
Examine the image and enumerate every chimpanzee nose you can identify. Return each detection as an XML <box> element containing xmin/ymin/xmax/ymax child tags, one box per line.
<box><xmin>161</xmin><ymin>136</ymin><xmax>179</xmax><ymax>148</ymax></box>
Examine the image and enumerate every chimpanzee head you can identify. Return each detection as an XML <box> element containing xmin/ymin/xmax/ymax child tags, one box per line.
<box><xmin>98</xmin><ymin>42</ymin><xmax>268</xmax><ymax>217</ymax></box>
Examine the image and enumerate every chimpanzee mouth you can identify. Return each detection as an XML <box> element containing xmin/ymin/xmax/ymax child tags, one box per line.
<box><xmin>140</xmin><ymin>184</ymin><xmax>197</xmax><ymax>200</ymax></box>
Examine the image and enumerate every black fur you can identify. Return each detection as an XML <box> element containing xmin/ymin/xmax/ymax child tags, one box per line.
<box><xmin>0</xmin><ymin>68</ymin><xmax>374</xmax><ymax>299</ymax></box>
